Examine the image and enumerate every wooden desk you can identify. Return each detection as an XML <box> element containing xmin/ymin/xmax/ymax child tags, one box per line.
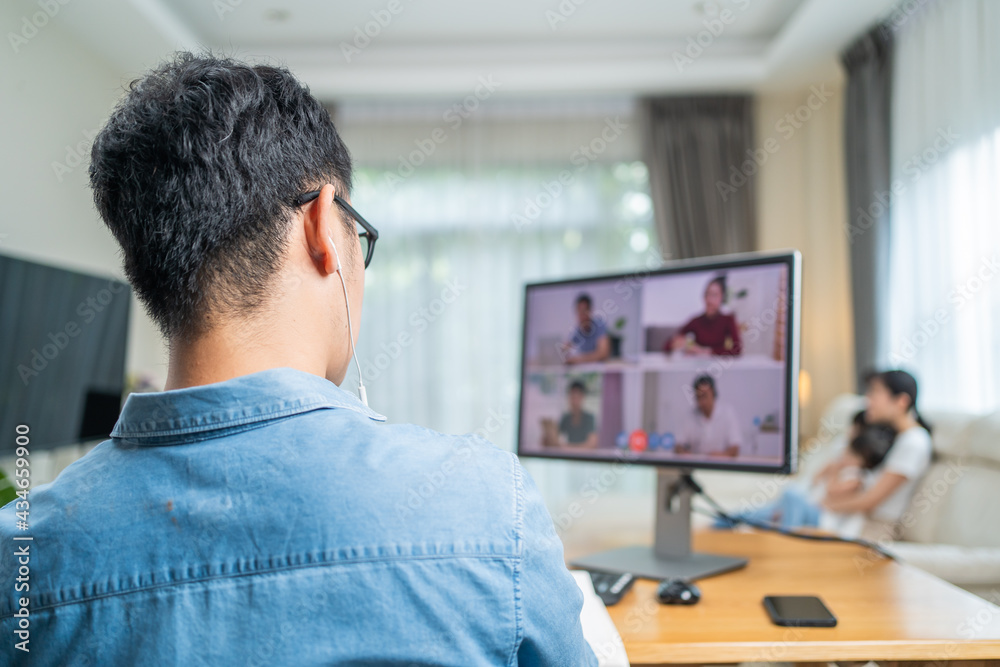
<box><xmin>576</xmin><ymin>530</ymin><xmax>1000</xmax><ymax>666</ymax></box>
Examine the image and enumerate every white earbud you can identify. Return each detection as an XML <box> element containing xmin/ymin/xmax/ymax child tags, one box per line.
<box><xmin>329</xmin><ymin>234</ymin><xmax>368</xmax><ymax>407</ymax></box>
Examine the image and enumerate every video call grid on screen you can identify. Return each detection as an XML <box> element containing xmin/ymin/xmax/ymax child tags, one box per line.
<box><xmin>516</xmin><ymin>251</ymin><xmax>800</xmax><ymax>474</ymax></box>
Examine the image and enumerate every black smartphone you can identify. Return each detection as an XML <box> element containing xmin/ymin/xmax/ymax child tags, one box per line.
<box><xmin>762</xmin><ymin>595</ymin><xmax>837</xmax><ymax>627</ymax></box>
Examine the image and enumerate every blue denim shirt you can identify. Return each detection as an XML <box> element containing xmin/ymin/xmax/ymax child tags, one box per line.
<box><xmin>0</xmin><ymin>367</ymin><xmax>596</xmax><ymax>666</ymax></box>
<box><xmin>570</xmin><ymin>317</ymin><xmax>607</xmax><ymax>354</ymax></box>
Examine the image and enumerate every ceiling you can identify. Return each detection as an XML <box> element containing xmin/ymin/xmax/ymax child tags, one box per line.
<box><xmin>58</xmin><ymin>0</ymin><xmax>899</xmax><ymax>102</ymax></box>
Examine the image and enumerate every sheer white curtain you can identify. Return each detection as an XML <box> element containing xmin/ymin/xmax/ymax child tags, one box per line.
<box><xmin>886</xmin><ymin>0</ymin><xmax>1000</xmax><ymax>413</ymax></box>
<box><xmin>335</xmin><ymin>100</ymin><xmax>661</xmax><ymax>503</ymax></box>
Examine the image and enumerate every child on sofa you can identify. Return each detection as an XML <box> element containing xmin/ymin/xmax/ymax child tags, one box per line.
<box><xmin>813</xmin><ymin>412</ymin><xmax>896</xmax><ymax>536</ymax></box>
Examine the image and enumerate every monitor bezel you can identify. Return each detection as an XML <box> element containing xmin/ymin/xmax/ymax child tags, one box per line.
<box><xmin>515</xmin><ymin>249</ymin><xmax>801</xmax><ymax>475</ymax></box>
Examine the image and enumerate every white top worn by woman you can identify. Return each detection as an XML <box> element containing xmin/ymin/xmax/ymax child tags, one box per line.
<box><xmin>816</xmin><ymin>425</ymin><xmax>933</xmax><ymax>539</ymax></box>
<box><xmin>868</xmin><ymin>425</ymin><xmax>934</xmax><ymax>524</ymax></box>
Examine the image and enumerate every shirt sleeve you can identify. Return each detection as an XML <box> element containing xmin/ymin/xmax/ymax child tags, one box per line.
<box><xmin>513</xmin><ymin>456</ymin><xmax>598</xmax><ymax>666</ymax></box>
<box><xmin>592</xmin><ymin>317</ymin><xmax>608</xmax><ymax>343</ymax></box>
<box><xmin>881</xmin><ymin>427</ymin><xmax>933</xmax><ymax>479</ymax></box>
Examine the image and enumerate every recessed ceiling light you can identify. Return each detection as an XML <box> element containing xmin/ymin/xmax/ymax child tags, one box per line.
<box><xmin>693</xmin><ymin>1</ymin><xmax>722</xmax><ymax>17</ymax></box>
<box><xmin>264</xmin><ymin>8</ymin><xmax>291</xmax><ymax>22</ymax></box>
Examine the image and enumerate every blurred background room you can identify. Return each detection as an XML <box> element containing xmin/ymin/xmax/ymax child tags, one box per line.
<box><xmin>2</xmin><ymin>0</ymin><xmax>998</xmax><ymax>602</ymax></box>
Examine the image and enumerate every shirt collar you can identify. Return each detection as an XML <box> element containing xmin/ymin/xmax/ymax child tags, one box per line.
<box><xmin>110</xmin><ymin>367</ymin><xmax>386</xmax><ymax>444</ymax></box>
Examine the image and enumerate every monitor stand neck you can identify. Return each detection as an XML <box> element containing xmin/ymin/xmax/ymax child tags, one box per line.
<box><xmin>654</xmin><ymin>468</ymin><xmax>697</xmax><ymax>559</ymax></box>
<box><xmin>570</xmin><ymin>469</ymin><xmax>748</xmax><ymax>581</ymax></box>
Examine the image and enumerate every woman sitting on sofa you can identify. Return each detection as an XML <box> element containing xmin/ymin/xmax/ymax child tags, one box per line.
<box><xmin>718</xmin><ymin>369</ymin><xmax>933</xmax><ymax>540</ymax></box>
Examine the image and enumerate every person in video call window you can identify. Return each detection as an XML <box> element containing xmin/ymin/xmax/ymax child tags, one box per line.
<box><xmin>668</xmin><ymin>275</ymin><xmax>742</xmax><ymax>357</ymax></box>
<box><xmin>557</xmin><ymin>380</ymin><xmax>599</xmax><ymax>448</ymax></box>
<box><xmin>0</xmin><ymin>53</ymin><xmax>597</xmax><ymax>666</ymax></box>
<box><xmin>676</xmin><ymin>375</ymin><xmax>743</xmax><ymax>458</ymax></box>
<box><xmin>561</xmin><ymin>292</ymin><xmax>611</xmax><ymax>364</ymax></box>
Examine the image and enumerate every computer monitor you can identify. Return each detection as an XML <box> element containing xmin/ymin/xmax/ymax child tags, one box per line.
<box><xmin>516</xmin><ymin>250</ymin><xmax>801</xmax><ymax>580</ymax></box>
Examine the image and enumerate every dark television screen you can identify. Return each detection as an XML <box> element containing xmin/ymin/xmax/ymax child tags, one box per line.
<box><xmin>0</xmin><ymin>254</ymin><xmax>130</xmax><ymax>454</ymax></box>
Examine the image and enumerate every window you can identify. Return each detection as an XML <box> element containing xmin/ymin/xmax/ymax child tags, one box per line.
<box><xmin>351</xmin><ymin>161</ymin><xmax>656</xmax><ymax>437</ymax></box>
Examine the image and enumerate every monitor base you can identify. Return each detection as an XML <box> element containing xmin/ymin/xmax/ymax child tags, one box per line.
<box><xmin>571</xmin><ymin>545</ymin><xmax>747</xmax><ymax>581</ymax></box>
<box><xmin>569</xmin><ymin>470</ymin><xmax>749</xmax><ymax>581</ymax></box>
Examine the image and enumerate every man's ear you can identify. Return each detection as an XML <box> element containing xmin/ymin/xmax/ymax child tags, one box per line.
<box><xmin>301</xmin><ymin>183</ymin><xmax>339</xmax><ymax>276</ymax></box>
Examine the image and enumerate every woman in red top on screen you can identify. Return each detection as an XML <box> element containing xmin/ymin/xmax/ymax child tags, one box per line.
<box><xmin>667</xmin><ymin>275</ymin><xmax>742</xmax><ymax>357</ymax></box>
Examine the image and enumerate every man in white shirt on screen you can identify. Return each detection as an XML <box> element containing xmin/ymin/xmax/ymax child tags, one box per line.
<box><xmin>676</xmin><ymin>375</ymin><xmax>743</xmax><ymax>458</ymax></box>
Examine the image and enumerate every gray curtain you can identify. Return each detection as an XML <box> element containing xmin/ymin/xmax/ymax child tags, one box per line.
<box><xmin>842</xmin><ymin>25</ymin><xmax>893</xmax><ymax>389</ymax></box>
<box><xmin>640</xmin><ymin>95</ymin><xmax>757</xmax><ymax>259</ymax></box>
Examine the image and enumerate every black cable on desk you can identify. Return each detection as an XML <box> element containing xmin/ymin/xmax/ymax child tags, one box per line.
<box><xmin>680</xmin><ymin>472</ymin><xmax>897</xmax><ymax>562</ymax></box>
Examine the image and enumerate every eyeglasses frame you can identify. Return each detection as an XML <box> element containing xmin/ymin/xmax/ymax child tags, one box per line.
<box><xmin>293</xmin><ymin>189</ymin><xmax>379</xmax><ymax>269</ymax></box>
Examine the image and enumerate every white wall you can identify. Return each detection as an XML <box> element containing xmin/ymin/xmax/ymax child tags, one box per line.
<box><xmin>1</xmin><ymin>4</ymin><xmax>168</xmax><ymax>483</ymax></box>
<box><xmin>755</xmin><ymin>77</ymin><xmax>855</xmax><ymax>441</ymax></box>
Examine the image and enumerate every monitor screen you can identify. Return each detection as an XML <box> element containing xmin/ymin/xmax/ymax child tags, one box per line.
<box><xmin>0</xmin><ymin>254</ymin><xmax>131</xmax><ymax>454</ymax></box>
<box><xmin>516</xmin><ymin>251</ymin><xmax>800</xmax><ymax>474</ymax></box>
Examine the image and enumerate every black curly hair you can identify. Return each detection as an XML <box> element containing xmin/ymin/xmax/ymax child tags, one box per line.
<box><xmin>89</xmin><ymin>51</ymin><xmax>354</xmax><ymax>341</ymax></box>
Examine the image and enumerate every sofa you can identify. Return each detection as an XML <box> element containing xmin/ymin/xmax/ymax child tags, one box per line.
<box><xmin>701</xmin><ymin>393</ymin><xmax>1000</xmax><ymax>599</ymax></box>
